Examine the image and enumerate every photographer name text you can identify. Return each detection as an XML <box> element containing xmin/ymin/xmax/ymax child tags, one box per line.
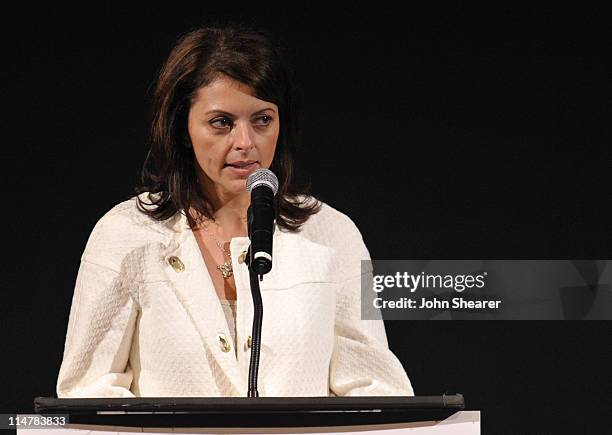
<box><xmin>373</xmin><ymin>297</ymin><xmax>501</xmax><ymax>310</ymax></box>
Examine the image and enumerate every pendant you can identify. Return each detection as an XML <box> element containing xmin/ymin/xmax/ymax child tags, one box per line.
<box><xmin>217</xmin><ymin>260</ymin><xmax>233</xmax><ymax>279</ymax></box>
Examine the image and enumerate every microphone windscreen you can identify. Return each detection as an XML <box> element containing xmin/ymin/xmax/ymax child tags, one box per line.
<box><xmin>246</xmin><ymin>168</ymin><xmax>279</xmax><ymax>195</ymax></box>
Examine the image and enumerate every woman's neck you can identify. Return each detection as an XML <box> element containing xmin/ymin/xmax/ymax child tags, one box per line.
<box><xmin>211</xmin><ymin>205</ymin><xmax>248</xmax><ymax>239</ymax></box>
<box><xmin>198</xmin><ymin>187</ymin><xmax>250</xmax><ymax>240</ymax></box>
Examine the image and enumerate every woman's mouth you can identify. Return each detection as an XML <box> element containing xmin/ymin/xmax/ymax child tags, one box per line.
<box><xmin>223</xmin><ymin>161</ymin><xmax>259</xmax><ymax>176</ymax></box>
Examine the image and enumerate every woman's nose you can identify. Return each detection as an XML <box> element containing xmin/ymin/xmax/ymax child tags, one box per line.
<box><xmin>232</xmin><ymin>121</ymin><xmax>254</xmax><ymax>151</ymax></box>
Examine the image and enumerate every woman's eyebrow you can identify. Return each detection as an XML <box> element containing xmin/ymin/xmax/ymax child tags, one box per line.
<box><xmin>205</xmin><ymin>107</ymin><xmax>277</xmax><ymax>116</ymax></box>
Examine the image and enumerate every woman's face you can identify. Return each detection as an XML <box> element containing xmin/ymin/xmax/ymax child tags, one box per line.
<box><xmin>187</xmin><ymin>75</ymin><xmax>280</xmax><ymax>199</ymax></box>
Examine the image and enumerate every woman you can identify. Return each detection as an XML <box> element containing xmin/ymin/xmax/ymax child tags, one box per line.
<box><xmin>56</xmin><ymin>25</ymin><xmax>414</xmax><ymax>397</ymax></box>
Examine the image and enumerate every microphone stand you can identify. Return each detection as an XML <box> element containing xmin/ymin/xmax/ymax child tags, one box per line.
<box><xmin>245</xmin><ymin>247</ymin><xmax>263</xmax><ymax>398</ymax></box>
<box><xmin>244</xmin><ymin>176</ymin><xmax>276</xmax><ymax>398</ymax></box>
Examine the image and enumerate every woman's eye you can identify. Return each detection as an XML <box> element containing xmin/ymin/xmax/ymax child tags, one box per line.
<box><xmin>210</xmin><ymin>117</ymin><xmax>232</xmax><ymax>129</ymax></box>
<box><xmin>255</xmin><ymin>115</ymin><xmax>273</xmax><ymax>126</ymax></box>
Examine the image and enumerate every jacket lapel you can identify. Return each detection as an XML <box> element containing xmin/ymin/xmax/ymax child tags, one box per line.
<box><xmin>160</xmin><ymin>212</ymin><xmax>246</xmax><ymax>396</ymax></box>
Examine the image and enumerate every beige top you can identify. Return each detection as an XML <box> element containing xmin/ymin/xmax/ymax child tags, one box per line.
<box><xmin>219</xmin><ymin>299</ymin><xmax>237</xmax><ymax>357</ymax></box>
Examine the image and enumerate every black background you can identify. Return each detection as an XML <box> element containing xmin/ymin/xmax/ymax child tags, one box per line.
<box><xmin>2</xmin><ymin>4</ymin><xmax>611</xmax><ymax>433</ymax></box>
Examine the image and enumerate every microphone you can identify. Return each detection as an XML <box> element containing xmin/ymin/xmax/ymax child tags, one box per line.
<box><xmin>246</xmin><ymin>168</ymin><xmax>279</xmax><ymax>275</ymax></box>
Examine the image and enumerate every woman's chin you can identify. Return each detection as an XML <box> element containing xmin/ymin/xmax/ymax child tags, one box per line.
<box><xmin>221</xmin><ymin>179</ymin><xmax>249</xmax><ymax>196</ymax></box>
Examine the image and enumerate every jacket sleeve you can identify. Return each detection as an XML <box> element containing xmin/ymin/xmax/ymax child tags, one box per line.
<box><xmin>56</xmin><ymin>213</ymin><xmax>139</xmax><ymax>398</ymax></box>
<box><xmin>327</xmin><ymin>213</ymin><xmax>414</xmax><ymax>397</ymax></box>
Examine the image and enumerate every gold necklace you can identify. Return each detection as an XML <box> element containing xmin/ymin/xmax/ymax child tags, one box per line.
<box><xmin>199</xmin><ymin>220</ymin><xmax>233</xmax><ymax>279</ymax></box>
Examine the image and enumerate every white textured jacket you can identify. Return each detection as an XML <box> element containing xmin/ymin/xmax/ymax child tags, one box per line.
<box><xmin>56</xmin><ymin>193</ymin><xmax>414</xmax><ymax>398</ymax></box>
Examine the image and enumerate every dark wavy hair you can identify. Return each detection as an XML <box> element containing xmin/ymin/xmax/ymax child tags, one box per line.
<box><xmin>135</xmin><ymin>25</ymin><xmax>320</xmax><ymax>231</ymax></box>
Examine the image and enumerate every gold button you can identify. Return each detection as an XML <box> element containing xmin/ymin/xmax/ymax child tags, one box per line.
<box><xmin>238</xmin><ymin>250</ymin><xmax>248</xmax><ymax>264</ymax></box>
<box><xmin>168</xmin><ymin>256</ymin><xmax>185</xmax><ymax>272</ymax></box>
<box><xmin>217</xmin><ymin>334</ymin><xmax>231</xmax><ymax>353</ymax></box>
<box><xmin>246</xmin><ymin>335</ymin><xmax>252</xmax><ymax>348</ymax></box>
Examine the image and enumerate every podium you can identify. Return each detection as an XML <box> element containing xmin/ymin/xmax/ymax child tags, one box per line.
<box><xmin>22</xmin><ymin>395</ymin><xmax>480</xmax><ymax>434</ymax></box>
